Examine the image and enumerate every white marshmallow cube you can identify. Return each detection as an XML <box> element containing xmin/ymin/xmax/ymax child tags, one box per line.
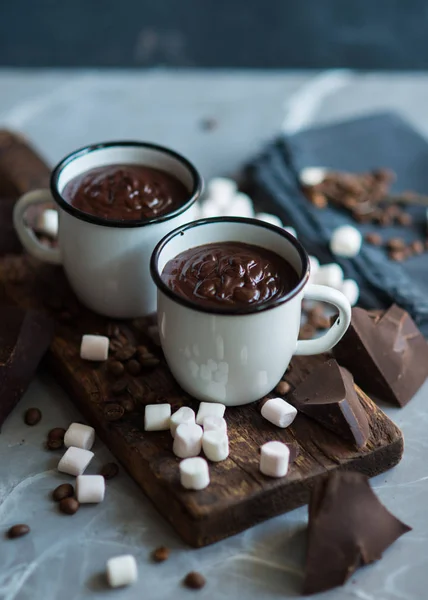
<box><xmin>144</xmin><ymin>404</ymin><xmax>171</xmax><ymax>431</ymax></box>
<box><xmin>202</xmin><ymin>415</ymin><xmax>227</xmax><ymax>435</ymax></box>
<box><xmin>260</xmin><ymin>441</ymin><xmax>290</xmax><ymax>478</ymax></box>
<box><xmin>80</xmin><ymin>334</ymin><xmax>109</xmax><ymax>362</ymax></box>
<box><xmin>255</xmin><ymin>212</ymin><xmax>283</xmax><ymax>228</ymax></box>
<box><xmin>180</xmin><ymin>457</ymin><xmax>210</xmax><ymax>490</ymax></box>
<box><xmin>261</xmin><ymin>397</ymin><xmax>298</xmax><ymax>428</ymax></box>
<box><xmin>196</xmin><ymin>402</ymin><xmax>226</xmax><ymax>425</ymax></box>
<box><xmin>170</xmin><ymin>406</ymin><xmax>196</xmax><ymax>437</ymax></box>
<box><xmin>35</xmin><ymin>208</ymin><xmax>59</xmax><ymax>238</ymax></box>
<box><xmin>58</xmin><ymin>446</ymin><xmax>94</xmax><ymax>476</ymax></box>
<box><xmin>76</xmin><ymin>475</ymin><xmax>105</xmax><ymax>503</ymax></box>
<box><xmin>284</xmin><ymin>226</ymin><xmax>297</xmax><ymax>238</ymax></box>
<box><xmin>202</xmin><ymin>430</ymin><xmax>229</xmax><ymax>462</ymax></box>
<box><xmin>314</xmin><ymin>263</ymin><xmax>344</xmax><ymax>289</ymax></box>
<box><xmin>106</xmin><ymin>555</ymin><xmax>138</xmax><ymax>588</ymax></box>
<box><xmin>330</xmin><ymin>225</ymin><xmax>362</xmax><ymax>258</ymax></box>
<box><xmin>223</xmin><ymin>192</ymin><xmax>254</xmax><ymax>218</ymax></box>
<box><xmin>341</xmin><ymin>279</ymin><xmax>360</xmax><ymax>306</ymax></box>
<box><xmin>207</xmin><ymin>177</ymin><xmax>237</xmax><ymax>208</ymax></box>
<box><xmin>299</xmin><ymin>167</ymin><xmax>327</xmax><ymax>187</ymax></box>
<box><xmin>173</xmin><ymin>423</ymin><xmax>203</xmax><ymax>458</ymax></box>
<box><xmin>64</xmin><ymin>422</ymin><xmax>95</xmax><ymax>450</ymax></box>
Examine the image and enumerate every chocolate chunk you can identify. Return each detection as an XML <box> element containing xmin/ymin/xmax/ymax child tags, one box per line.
<box><xmin>304</xmin><ymin>471</ymin><xmax>411</xmax><ymax>595</ymax></box>
<box><xmin>289</xmin><ymin>360</ymin><xmax>370</xmax><ymax>448</ymax></box>
<box><xmin>127</xmin><ymin>359</ymin><xmax>141</xmax><ymax>376</ymax></box>
<box><xmin>104</xmin><ymin>403</ymin><xmax>125</xmax><ymax>422</ymax></box>
<box><xmin>100</xmin><ymin>462</ymin><xmax>119</xmax><ymax>480</ymax></box>
<box><xmin>48</xmin><ymin>427</ymin><xmax>66</xmax><ymax>441</ymax></box>
<box><xmin>183</xmin><ymin>572</ymin><xmax>206</xmax><ymax>590</ymax></box>
<box><xmin>52</xmin><ymin>483</ymin><xmax>74</xmax><ymax>502</ymax></box>
<box><xmin>275</xmin><ymin>380</ymin><xmax>291</xmax><ymax>395</ymax></box>
<box><xmin>333</xmin><ymin>305</ymin><xmax>428</xmax><ymax>407</ymax></box>
<box><xmin>152</xmin><ymin>546</ymin><xmax>170</xmax><ymax>562</ymax></box>
<box><xmin>115</xmin><ymin>345</ymin><xmax>137</xmax><ymax>362</ymax></box>
<box><xmin>24</xmin><ymin>407</ymin><xmax>42</xmax><ymax>426</ymax></box>
<box><xmin>107</xmin><ymin>360</ymin><xmax>125</xmax><ymax>377</ymax></box>
<box><xmin>7</xmin><ymin>524</ymin><xmax>30</xmax><ymax>539</ymax></box>
<box><xmin>59</xmin><ymin>497</ymin><xmax>80</xmax><ymax>515</ymax></box>
<box><xmin>0</xmin><ymin>307</ymin><xmax>53</xmax><ymax>430</ymax></box>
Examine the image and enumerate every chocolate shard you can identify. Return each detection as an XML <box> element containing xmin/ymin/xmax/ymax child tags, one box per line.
<box><xmin>333</xmin><ymin>304</ymin><xmax>428</xmax><ymax>407</ymax></box>
<box><xmin>0</xmin><ymin>306</ymin><xmax>54</xmax><ymax>429</ymax></box>
<box><xmin>289</xmin><ymin>359</ymin><xmax>370</xmax><ymax>448</ymax></box>
<box><xmin>304</xmin><ymin>471</ymin><xmax>411</xmax><ymax>595</ymax></box>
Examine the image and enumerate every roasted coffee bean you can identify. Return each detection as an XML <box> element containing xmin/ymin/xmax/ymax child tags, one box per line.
<box><xmin>364</xmin><ymin>232</ymin><xmax>382</xmax><ymax>246</ymax></box>
<box><xmin>387</xmin><ymin>238</ymin><xmax>406</xmax><ymax>251</ymax></box>
<box><xmin>411</xmin><ymin>240</ymin><xmax>424</xmax><ymax>255</ymax></box>
<box><xmin>111</xmin><ymin>379</ymin><xmax>128</xmax><ymax>396</ymax></box>
<box><xmin>52</xmin><ymin>483</ymin><xmax>74</xmax><ymax>502</ymax></box>
<box><xmin>140</xmin><ymin>357</ymin><xmax>160</xmax><ymax>370</ymax></box>
<box><xmin>299</xmin><ymin>323</ymin><xmax>316</xmax><ymax>340</ymax></box>
<box><xmin>127</xmin><ymin>359</ymin><xmax>141</xmax><ymax>376</ymax></box>
<box><xmin>127</xmin><ymin>379</ymin><xmax>146</xmax><ymax>402</ymax></box>
<box><xmin>275</xmin><ymin>380</ymin><xmax>291</xmax><ymax>395</ymax></box>
<box><xmin>389</xmin><ymin>249</ymin><xmax>406</xmax><ymax>262</ymax></box>
<box><xmin>48</xmin><ymin>427</ymin><xmax>66</xmax><ymax>441</ymax></box>
<box><xmin>104</xmin><ymin>403</ymin><xmax>125</xmax><ymax>422</ymax></box>
<box><xmin>46</xmin><ymin>438</ymin><xmax>64</xmax><ymax>450</ymax></box>
<box><xmin>109</xmin><ymin>339</ymin><xmax>123</xmax><ymax>353</ymax></box>
<box><xmin>107</xmin><ymin>323</ymin><xmax>121</xmax><ymax>338</ymax></box>
<box><xmin>24</xmin><ymin>407</ymin><xmax>42</xmax><ymax>426</ymax></box>
<box><xmin>107</xmin><ymin>360</ymin><xmax>125</xmax><ymax>377</ymax></box>
<box><xmin>59</xmin><ymin>497</ymin><xmax>80</xmax><ymax>515</ymax></box>
<box><xmin>136</xmin><ymin>344</ymin><xmax>149</xmax><ymax>357</ymax></box>
<box><xmin>152</xmin><ymin>546</ymin><xmax>170</xmax><ymax>562</ymax></box>
<box><xmin>7</xmin><ymin>524</ymin><xmax>30</xmax><ymax>539</ymax></box>
<box><xmin>115</xmin><ymin>345</ymin><xmax>137</xmax><ymax>362</ymax></box>
<box><xmin>310</xmin><ymin>192</ymin><xmax>328</xmax><ymax>209</ymax></box>
<box><xmin>121</xmin><ymin>398</ymin><xmax>136</xmax><ymax>413</ymax></box>
<box><xmin>100</xmin><ymin>462</ymin><xmax>119</xmax><ymax>480</ymax></box>
<box><xmin>183</xmin><ymin>572</ymin><xmax>206</xmax><ymax>590</ymax></box>
<box><xmin>397</xmin><ymin>211</ymin><xmax>412</xmax><ymax>226</ymax></box>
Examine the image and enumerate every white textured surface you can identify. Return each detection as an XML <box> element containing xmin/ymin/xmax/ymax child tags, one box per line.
<box><xmin>1</xmin><ymin>69</ymin><xmax>427</xmax><ymax>599</ymax></box>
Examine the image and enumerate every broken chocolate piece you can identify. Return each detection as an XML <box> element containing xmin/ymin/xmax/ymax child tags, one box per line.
<box><xmin>304</xmin><ymin>471</ymin><xmax>411</xmax><ymax>595</ymax></box>
<box><xmin>289</xmin><ymin>359</ymin><xmax>369</xmax><ymax>448</ymax></box>
<box><xmin>333</xmin><ymin>305</ymin><xmax>428</xmax><ymax>407</ymax></box>
<box><xmin>0</xmin><ymin>306</ymin><xmax>53</xmax><ymax>429</ymax></box>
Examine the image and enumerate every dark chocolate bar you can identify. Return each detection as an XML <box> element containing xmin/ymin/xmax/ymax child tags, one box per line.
<box><xmin>333</xmin><ymin>304</ymin><xmax>428</xmax><ymax>407</ymax></box>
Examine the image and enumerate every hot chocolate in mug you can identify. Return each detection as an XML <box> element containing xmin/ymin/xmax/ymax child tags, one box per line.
<box><xmin>13</xmin><ymin>141</ymin><xmax>202</xmax><ymax>318</ymax></box>
<box><xmin>150</xmin><ymin>217</ymin><xmax>352</xmax><ymax>406</ymax></box>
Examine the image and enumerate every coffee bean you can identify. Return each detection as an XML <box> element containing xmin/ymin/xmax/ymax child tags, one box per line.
<box><xmin>109</xmin><ymin>339</ymin><xmax>123</xmax><ymax>353</ymax></box>
<box><xmin>137</xmin><ymin>345</ymin><xmax>149</xmax><ymax>358</ymax></box>
<box><xmin>48</xmin><ymin>427</ymin><xmax>66</xmax><ymax>441</ymax></box>
<box><xmin>7</xmin><ymin>524</ymin><xmax>30</xmax><ymax>539</ymax></box>
<box><xmin>24</xmin><ymin>407</ymin><xmax>42</xmax><ymax>426</ymax></box>
<box><xmin>411</xmin><ymin>240</ymin><xmax>424</xmax><ymax>255</ymax></box>
<box><xmin>389</xmin><ymin>249</ymin><xmax>406</xmax><ymax>262</ymax></box>
<box><xmin>364</xmin><ymin>232</ymin><xmax>382</xmax><ymax>246</ymax></box>
<box><xmin>111</xmin><ymin>379</ymin><xmax>128</xmax><ymax>396</ymax></box>
<box><xmin>275</xmin><ymin>380</ymin><xmax>291</xmax><ymax>395</ymax></box>
<box><xmin>107</xmin><ymin>360</ymin><xmax>125</xmax><ymax>377</ymax></box>
<box><xmin>152</xmin><ymin>546</ymin><xmax>170</xmax><ymax>562</ymax></box>
<box><xmin>59</xmin><ymin>497</ymin><xmax>79</xmax><ymax>515</ymax></box>
<box><xmin>127</xmin><ymin>359</ymin><xmax>141</xmax><ymax>376</ymax></box>
<box><xmin>183</xmin><ymin>572</ymin><xmax>206</xmax><ymax>590</ymax></box>
<box><xmin>387</xmin><ymin>238</ymin><xmax>406</xmax><ymax>251</ymax></box>
<box><xmin>100</xmin><ymin>462</ymin><xmax>119</xmax><ymax>480</ymax></box>
<box><xmin>115</xmin><ymin>345</ymin><xmax>137</xmax><ymax>362</ymax></box>
<box><xmin>397</xmin><ymin>211</ymin><xmax>412</xmax><ymax>226</ymax></box>
<box><xmin>104</xmin><ymin>403</ymin><xmax>125</xmax><ymax>422</ymax></box>
<box><xmin>121</xmin><ymin>398</ymin><xmax>136</xmax><ymax>413</ymax></box>
<box><xmin>52</xmin><ymin>483</ymin><xmax>74</xmax><ymax>502</ymax></box>
<box><xmin>299</xmin><ymin>323</ymin><xmax>316</xmax><ymax>340</ymax></box>
<box><xmin>140</xmin><ymin>357</ymin><xmax>160</xmax><ymax>370</ymax></box>
<box><xmin>46</xmin><ymin>438</ymin><xmax>64</xmax><ymax>451</ymax></box>
<box><xmin>107</xmin><ymin>323</ymin><xmax>121</xmax><ymax>338</ymax></box>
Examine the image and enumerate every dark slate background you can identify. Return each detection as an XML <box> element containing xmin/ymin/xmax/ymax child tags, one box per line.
<box><xmin>1</xmin><ymin>0</ymin><xmax>428</xmax><ymax>69</ymax></box>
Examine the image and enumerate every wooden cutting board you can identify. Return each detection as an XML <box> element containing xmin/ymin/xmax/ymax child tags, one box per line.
<box><xmin>0</xmin><ymin>131</ymin><xmax>403</xmax><ymax>547</ymax></box>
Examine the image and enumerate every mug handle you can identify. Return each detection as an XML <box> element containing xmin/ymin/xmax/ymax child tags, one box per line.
<box><xmin>13</xmin><ymin>190</ymin><xmax>62</xmax><ymax>265</ymax></box>
<box><xmin>294</xmin><ymin>283</ymin><xmax>351</xmax><ymax>356</ymax></box>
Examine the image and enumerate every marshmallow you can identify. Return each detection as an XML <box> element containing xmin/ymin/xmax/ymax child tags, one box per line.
<box><xmin>202</xmin><ymin>415</ymin><xmax>227</xmax><ymax>435</ymax></box>
<box><xmin>207</xmin><ymin>177</ymin><xmax>237</xmax><ymax>207</ymax></box>
<box><xmin>64</xmin><ymin>423</ymin><xmax>95</xmax><ymax>450</ymax></box>
<box><xmin>80</xmin><ymin>334</ymin><xmax>109</xmax><ymax>362</ymax></box>
<box><xmin>261</xmin><ymin>397</ymin><xmax>298</xmax><ymax>428</ymax></box>
<box><xmin>180</xmin><ymin>457</ymin><xmax>210</xmax><ymax>490</ymax></box>
<box><xmin>314</xmin><ymin>263</ymin><xmax>344</xmax><ymax>289</ymax></box>
<box><xmin>170</xmin><ymin>406</ymin><xmax>196</xmax><ymax>437</ymax></box>
<box><xmin>308</xmin><ymin>255</ymin><xmax>320</xmax><ymax>283</ymax></box>
<box><xmin>330</xmin><ymin>225</ymin><xmax>362</xmax><ymax>258</ymax></box>
<box><xmin>260</xmin><ymin>441</ymin><xmax>290</xmax><ymax>478</ymax></box>
<box><xmin>196</xmin><ymin>402</ymin><xmax>226</xmax><ymax>425</ymax></box>
<box><xmin>173</xmin><ymin>423</ymin><xmax>203</xmax><ymax>458</ymax></box>
<box><xmin>255</xmin><ymin>212</ymin><xmax>283</xmax><ymax>228</ymax></box>
<box><xmin>58</xmin><ymin>446</ymin><xmax>94</xmax><ymax>476</ymax></box>
<box><xmin>76</xmin><ymin>475</ymin><xmax>105</xmax><ymax>503</ymax></box>
<box><xmin>299</xmin><ymin>167</ymin><xmax>327</xmax><ymax>187</ymax></box>
<box><xmin>144</xmin><ymin>404</ymin><xmax>171</xmax><ymax>431</ymax></box>
<box><xmin>106</xmin><ymin>555</ymin><xmax>138</xmax><ymax>588</ymax></box>
<box><xmin>202</xmin><ymin>430</ymin><xmax>229</xmax><ymax>462</ymax></box>
<box><xmin>341</xmin><ymin>279</ymin><xmax>360</xmax><ymax>306</ymax></box>
<box><xmin>35</xmin><ymin>208</ymin><xmax>59</xmax><ymax>238</ymax></box>
<box><xmin>222</xmin><ymin>192</ymin><xmax>254</xmax><ymax>218</ymax></box>
<box><xmin>200</xmin><ymin>198</ymin><xmax>221</xmax><ymax>219</ymax></box>
<box><xmin>284</xmin><ymin>226</ymin><xmax>297</xmax><ymax>238</ymax></box>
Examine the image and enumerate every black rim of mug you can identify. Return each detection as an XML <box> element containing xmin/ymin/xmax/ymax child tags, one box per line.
<box><xmin>150</xmin><ymin>216</ymin><xmax>311</xmax><ymax>315</ymax></box>
<box><xmin>50</xmin><ymin>141</ymin><xmax>203</xmax><ymax>228</ymax></box>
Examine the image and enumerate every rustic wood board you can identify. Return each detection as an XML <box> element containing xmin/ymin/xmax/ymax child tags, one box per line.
<box><xmin>0</xmin><ymin>131</ymin><xmax>404</xmax><ymax>547</ymax></box>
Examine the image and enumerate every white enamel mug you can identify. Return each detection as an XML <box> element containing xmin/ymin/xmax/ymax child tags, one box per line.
<box><xmin>150</xmin><ymin>218</ymin><xmax>352</xmax><ymax>406</ymax></box>
<box><xmin>13</xmin><ymin>142</ymin><xmax>202</xmax><ymax>318</ymax></box>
